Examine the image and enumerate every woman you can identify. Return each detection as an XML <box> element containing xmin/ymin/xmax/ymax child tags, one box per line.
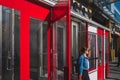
<box><xmin>78</xmin><ymin>47</ymin><xmax>90</xmax><ymax>80</ymax></box>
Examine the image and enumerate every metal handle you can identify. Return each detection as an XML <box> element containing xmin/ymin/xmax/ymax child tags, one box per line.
<box><xmin>7</xmin><ymin>51</ymin><xmax>12</xmax><ymax>70</ymax></box>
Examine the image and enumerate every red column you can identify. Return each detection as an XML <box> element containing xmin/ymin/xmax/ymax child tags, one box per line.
<box><xmin>20</xmin><ymin>12</ymin><xmax>30</xmax><ymax>80</ymax></box>
<box><xmin>66</xmin><ymin>0</ymin><xmax>71</xmax><ymax>80</ymax></box>
<box><xmin>47</xmin><ymin>22</ymin><xmax>51</xmax><ymax>80</ymax></box>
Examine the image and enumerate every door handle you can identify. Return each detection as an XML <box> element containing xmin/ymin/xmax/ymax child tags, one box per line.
<box><xmin>7</xmin><ymin>51</ymin><xmax>12</xmax><ymax>70</ymax></box>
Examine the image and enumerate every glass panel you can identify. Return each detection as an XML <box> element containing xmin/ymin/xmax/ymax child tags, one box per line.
<box><xmin>98</xmin><ymin>35</ymin><xmax>103</xmax><ymax>65</ymax></box>
<box><xmin>88</xmin><ymin>33</ymin><xmax>96</xmax><ymax>69</ymax></box>
<box><xmin>57</xmin><ymin>25</ymin><xmax>65</xmax><ymax>80</ymax></box>
<box><xmin>30</xmin><ymin>18</ymin><xmax>48</xmax><ymax>80</ymax></box>
<box><xmin>2</xmin><ymin>6</ymin><xmax>20</xmax><ymax>80</ymax></box>
<box><xmin>30</xmin><ymin>19</ymin><xmax>40</xmax><ymax>80</ymax></box>
<box><xmin>14</xmin><ymin>10</ymin><xmax>20</xmax><ymax>80</ymax></box>
<box><xmin>42</xmin><ymin>24</ymin><xmax>48</xmax><ymax>77</ymax></box>
<box><xmin>54</xmin><ymin>17</ymin><xmax>66</xmax><ymax>80</ymax></box>
<box><xmin>105</xmin><ymin>37</ymin><xmax>108</xmax><ymax>63</ymax></box>
<box><xmin>78</xmin><ymin>22</ymin><xmax>86</xmax><ymax>55</ymax></box>
<box><xmin>2</xmin><ymin>7</ymin><xmax>13</xmax><ymax>80</ymax></box>
<box><xmin>57</xmin><ymin>27</ymin><xmax>64</xmax><ymax>71</ymax></box>
<box><xmin>72</xmin><ymin>25</ymin><xmax>77</xmax><ymax>59</ymax></box>
<box><xmin>71</xmin><ymin>21</ymin><xmax>86</xmax><ymax>80</ymax></box>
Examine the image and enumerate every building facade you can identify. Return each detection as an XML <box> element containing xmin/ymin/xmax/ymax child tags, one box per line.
<box><xmin>0</xmin><ymin>0</ymin><xmax>111</xmax><ymax>80</ymax></box>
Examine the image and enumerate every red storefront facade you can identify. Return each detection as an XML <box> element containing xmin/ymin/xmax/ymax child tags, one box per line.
<box><xmin>0</xmin><ymin>0</ymin><xmax>71</xmax><ymax>80</ymax></box>
<box><xmin>0</xmin><ymin>0</ymin><xmax>110</xmax><ymax>80</ymax></box>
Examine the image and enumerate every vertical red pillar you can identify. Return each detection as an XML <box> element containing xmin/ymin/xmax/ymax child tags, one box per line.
<box><xmin>47</xmin><ymin>21</ymin><xmax>51</xmax><ymax>80</ymax></box>
<box><xmin>20</xmin><ymin>12</ymin><xmax>30</xmax><ymax>80</ymax></box>
<box><xmin>66</xmin><ymin>0</ymin><xmax>71</xmax><ymax>80</ymax></box>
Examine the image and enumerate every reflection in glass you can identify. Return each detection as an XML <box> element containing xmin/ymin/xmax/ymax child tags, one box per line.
<box><xmin>54</xmin><ymin>17</ymin><xmax>66</xmax><ymax>80</ymax></box>
<box><xmin>105</xmin><ymin>37</ymin><xmax>108</xmax><ymax>63</ymax></box>
<box><xmin>71</xmin><ymin>21</ymin><xmax>86</xmax><ymax>77</ymax></box>
<box><xmin>73</xmin><ymin>25</ymin><xmax>77</xmax><ymax>59</ymax></box>
<box><xmin>98</xmin><ymin>36</ymin><xmax>103</xmax><ymax>65</ymax></box>
<box><xmin>2</xmin><ymin>6</ymin><xmax>20</xmax><ymax>80</ymax></box>
<box><xmin>14</xmin><ymin>10</ymin><xmax>20</xmax><ymax>80</ymax></box>
<box><xmin>88</xmin><ymin>33</ymin><xmax>96</xmax><ymax>69</ymax></box>
<box><xmin>78</xmin><ymin>22</ymin><xmax>86</xmax><ymax>55</ymax></box>
<box><xmin>30</xmin><ymin>18</ymin><xmax>48</xmax><ymax>80</ymax></box>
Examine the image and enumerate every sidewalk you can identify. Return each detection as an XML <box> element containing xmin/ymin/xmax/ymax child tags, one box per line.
<box><xmin>106</xmin><ymin>61</ymin><xmax>120</xmax><ymax>80</ymax></box>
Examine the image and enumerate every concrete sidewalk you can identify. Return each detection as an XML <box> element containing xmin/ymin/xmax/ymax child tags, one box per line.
<box><xmin>106</xmin><ymin>61</ymin><xmax>120</xmax><ymax>80</ymax></box>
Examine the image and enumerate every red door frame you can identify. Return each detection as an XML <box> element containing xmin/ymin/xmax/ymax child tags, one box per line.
<box><xmin>98</xmin><ymin>28</ymin><xmax>104</xmax><ymax>80</ymax></box>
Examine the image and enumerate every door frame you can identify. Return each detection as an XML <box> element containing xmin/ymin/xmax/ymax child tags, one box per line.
<box><xmin>88</xmin><ymin>24</ymin><xmax>98</xmax><ymax>80</ymax></box>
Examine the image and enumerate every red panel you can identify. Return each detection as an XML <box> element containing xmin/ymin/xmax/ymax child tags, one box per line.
<box><xmin>0</xmin><ymin>0</ymin><xmax>21</xmax><ymax>9</ymax></box>
<box><xmin>98</xmin><ymin>28</ymin><xmax>104</xmax><ymax>36</ymax></box>
<box><xmin>23</xmin><ymin>1</ymin><xmax>50</xmax><ymax>20</ymax></box>
<box><xmin>0</xmin><ymin>0</ymin><xmax>50</xmax><ymax>20</ymax></box>
<box><xmin>52</xmin><ymin>1</ymin><xmax>68</xmax><ymax>22</ymax></box>
<box><xmin>20</xmin><ymin>12</ymin><xmax>30</xmax><ymax>80</ymax></box>
<box><xmin>105</xmin><ymin>31</ymin><xmax>109</xmax><ymax>37</ymax></box>
<box><xmin>52</xmin><ymin>6</ymin><xmax>67</xmax><ymax>22</ymax></box>
<box><xmin>98</xmin><ymin>65</ymin><xmax>104</xmax><ymax>80</ymax></box>
<box><xmin>98</xmin><ymin>28</ymin><xmax>104</xmax><ymax>80</ymax></box>
<box><xmin>47</xmin><ymin>24</ymin><xmax>51</xmax><ymax>80</ymax></box>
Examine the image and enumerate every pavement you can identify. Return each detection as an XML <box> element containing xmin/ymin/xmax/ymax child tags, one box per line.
<box><xmin>106</xmin><ymin>61</ymin><xmax>120</xmax><ymax>80</ymax></box>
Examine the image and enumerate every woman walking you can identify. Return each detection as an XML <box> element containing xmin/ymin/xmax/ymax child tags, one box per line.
<box><xmin>78</xmin><ymin>47</ymin><xmax>90</xmax><ymax>80</ymax></box>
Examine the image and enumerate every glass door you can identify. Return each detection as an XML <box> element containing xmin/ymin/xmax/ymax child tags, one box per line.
<box><xmin>71</xmin><ymin>21</ymin><xmax>87</xmax><ymax>80</ymax></box>
<box><xmin>88</xmin><ymin>33</ymin><xmax>97</xmax><ymax>70</ymax></box>
<box><xmin>30</xmin><ymin>18</ymin><xmax>48</xmax><ymax>80</ymax></box>
<box><xmin>53</xmin><ymin>19</ymin><xmax>66</xmax><ymax>80</ymax></box>
<box><xmin>0</xmin><ymin>6</ymin><xmax>20</xmax><ymax>80</ymax></box>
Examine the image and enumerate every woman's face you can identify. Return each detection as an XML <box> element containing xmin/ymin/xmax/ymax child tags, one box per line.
<box><xmin>85</xmin><ymin>49</ymin><xmax>89</xmax><ymax>55</ymax></box>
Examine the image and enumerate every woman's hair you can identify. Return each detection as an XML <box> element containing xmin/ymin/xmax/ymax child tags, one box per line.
<box><xmin>79</xmin><ymin>47</ymin><xmax>88</xmax><ymax>56</ymax></box>
<box><xmin>81</xmin><ymin>47</ymin><xmax>88</xmax><ymax>53</ymax></box>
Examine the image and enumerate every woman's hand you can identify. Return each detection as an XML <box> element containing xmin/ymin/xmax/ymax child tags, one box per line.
<box><xmin>79</xmin><ymin>75</ymin><xmax>82</xmax><ymax>80</ymax></box>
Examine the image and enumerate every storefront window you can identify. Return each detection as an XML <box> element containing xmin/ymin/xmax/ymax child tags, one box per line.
<box><xmin>88</xmin><ymin>33</ymin><xmax>96</xmax><ymax>69</ymax></box>
<box><xmin>105</xmin><ymin>37</ymin><xmax>109</xmax><ymax>63</ymax></box>
<box><xmin>78</xmin><ymin>22</ymin><xmax>86</xmax><ymax>53</ymax></box>
<box><xmin>30</xmin><ymin>18</ymin><xmax>48</xmax><ymax>80</ymax></box>
<box><xmin>73</xmin><ymin>25</ymin><xmax>77</xmax><ymax>59</ymax></box>
<box><xmin>98</xmin><ymin>35</ymin><xmax>103</xmax><ymax>65</ymax></box>
<box><xmin>1</xmin><ymin>6</ymin><xmax>20</xmax><ymax>80</ymax></box>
